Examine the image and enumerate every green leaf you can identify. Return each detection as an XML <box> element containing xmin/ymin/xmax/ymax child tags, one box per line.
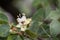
<box><xmin>32</xmin><ymin>8</ymin><xmax>45</xmax><ymax>21</ymax></box>
<box><xmin>0</xmin><ymin>24</ymin><xmax>10</xmax><ymax>37</ymax></box>
<box><xmin>25</xmin><ymin>30</ymin><xmax>37</xmax><ymax>38</ymax></box>
<box><xmin>50</xmin><ymin>20</ymin><xmax>60</xmax><ymax>36</ymax></box>
<box><xmin>29</xmin><ymin>21</ymin><xmax>40</xmax><ymax>33</ymax></box>
<box><xmin>0</xmin><ymin>13</ymin><xmax>8</xmax><ymax>24</ymax></box>
<box><xmin>45</xmin><ymin>5</ymin><xmax>52</xmax><ymax>17</ymax></box>
<box><xmin>7</xmin><ymin>35</ymin><xmax>23</xmax><ymax>40</ymax></box>
<box><xmin>28</xmin><ymin>8</ymin><xmax>50</xmax><ymax>38</ymax></box>
<box><xmin>57</xmin><ymin>0</ymin><xmax>60</xmax><ymax>8</ymax></box>
<box><xmin>30</xmin><ymin>8</ymin><xmax>45</xmax><ymax>33</ymax></box>
<box><xmin>0</xmin><ymin>20</ymin><xmax>8</xmax><ymax>24</ymax></box>
<box><xmin>51</xmin><ymin>36</ymin><xmax>59</xmax><ymax>40</ymax></box>
<box><xmin>37</xmin><ymin>24</ymin><xmax>50</xmax><ymax>38</ymax></box>
<box><xmin>46</xmin><ymin>9</ymin><xmax>60</xmax><ymax>20</ymax></box>
<box><xmin>32</xmin><ymin>0</ymin><xmax>41</xmax><ymax>8</ymax></box>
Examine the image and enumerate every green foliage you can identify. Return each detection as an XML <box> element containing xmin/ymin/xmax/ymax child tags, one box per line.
<box><xmin>25</xmin><ymin>30</ymin><xmax>37</xmax><ymax>38</ymax></box>
<box><xmin>7</xmin><ymin>35</ymin><xmax>23</xmax><ymax>40</ymax></box>
<box><xmin>32</xmin><ymin>8</ymin><xmax>45</xmax><ymax>21</ymax></box>
<box><xmin>0</xmin><ymin>24</ymin><xmax>10</xmax><ymax>37</ymax></box>
<box><xmin>46</xmin><ymin>10</ymin><xmax>60</xmax><ymax>20</ymax></box>
<box><xmin>32</xmin><ymin>0</ymin><xmax>49</xmax><ymax>9</ymax></box>
<box><xmin>50</xmin><ymin>20</ymin><xmax>60</xmax><ymax>36</ymax></box>
<box><xmin>0</xmin><ymin>0</ymin><xmax>60</xmax><ymax>40</ymax></box>
<box><xmin>0</xmin><ymin>13</ymin><xmax>10</xmax><ymax>37</ymax></box>
<box><xmin>0</xmin><ymin>13</ymin><xmax>8</xmax><ymax>24</ymax></box>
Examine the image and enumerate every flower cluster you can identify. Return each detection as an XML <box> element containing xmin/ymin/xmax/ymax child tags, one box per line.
<box><xmin>10</xmin><ymin>13</ymin><xmax>32</xmax><ymax>33</ymax></box>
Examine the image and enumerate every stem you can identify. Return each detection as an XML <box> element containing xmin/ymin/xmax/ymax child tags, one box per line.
<box><xmin>41</xmin><ymin>26</ymin><xmax>51</xmax><ymax>37</ymax></box>
<box><xmin>39</xmin><ymin>23</ymin><xmax>51</xmax><ymax>37</ymax></box>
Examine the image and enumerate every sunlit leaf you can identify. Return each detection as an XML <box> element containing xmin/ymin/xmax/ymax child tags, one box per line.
<box><xmin>50</xmin><ymin>20</ymin><xmax>60</xmax><ymax>36</ymax></box>
<box><xmin>0</xmin><ymin>24</ymin><xmax>10</xmax><ymax>37</ymax></box>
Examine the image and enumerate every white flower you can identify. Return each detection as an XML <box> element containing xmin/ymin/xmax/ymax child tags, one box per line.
<box><xmin>10</xmin><ymin>29</ymin><xmax>13</xmax><ymax>32</ymax></box>
<box><xmin>23</xmin><ymin>18</ymin><xmax>32</xmax><ymax>25</ymax></box>
<box><xmin>17</xmin><ymin>17</ymin><xmax>21</xmax><ymax>23</ymax></box>
<box><xmin>17</xmin><ymin>13</ymin><xmax>26</xmax><ymax>23</ymax></box>
<box><xmin>16</xmin><ymin>13</ymin><xmax>32</xmax><ymax>31</ymax></box>
<box><xmin>16</xmin><ymin>24</ymin><xmax>21</xmax><ymax>28</ymax></box>
<box><xmin>20</xmin><ymin>26</ymin><xmax>27</xmax><ymax>31</ymax></box>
